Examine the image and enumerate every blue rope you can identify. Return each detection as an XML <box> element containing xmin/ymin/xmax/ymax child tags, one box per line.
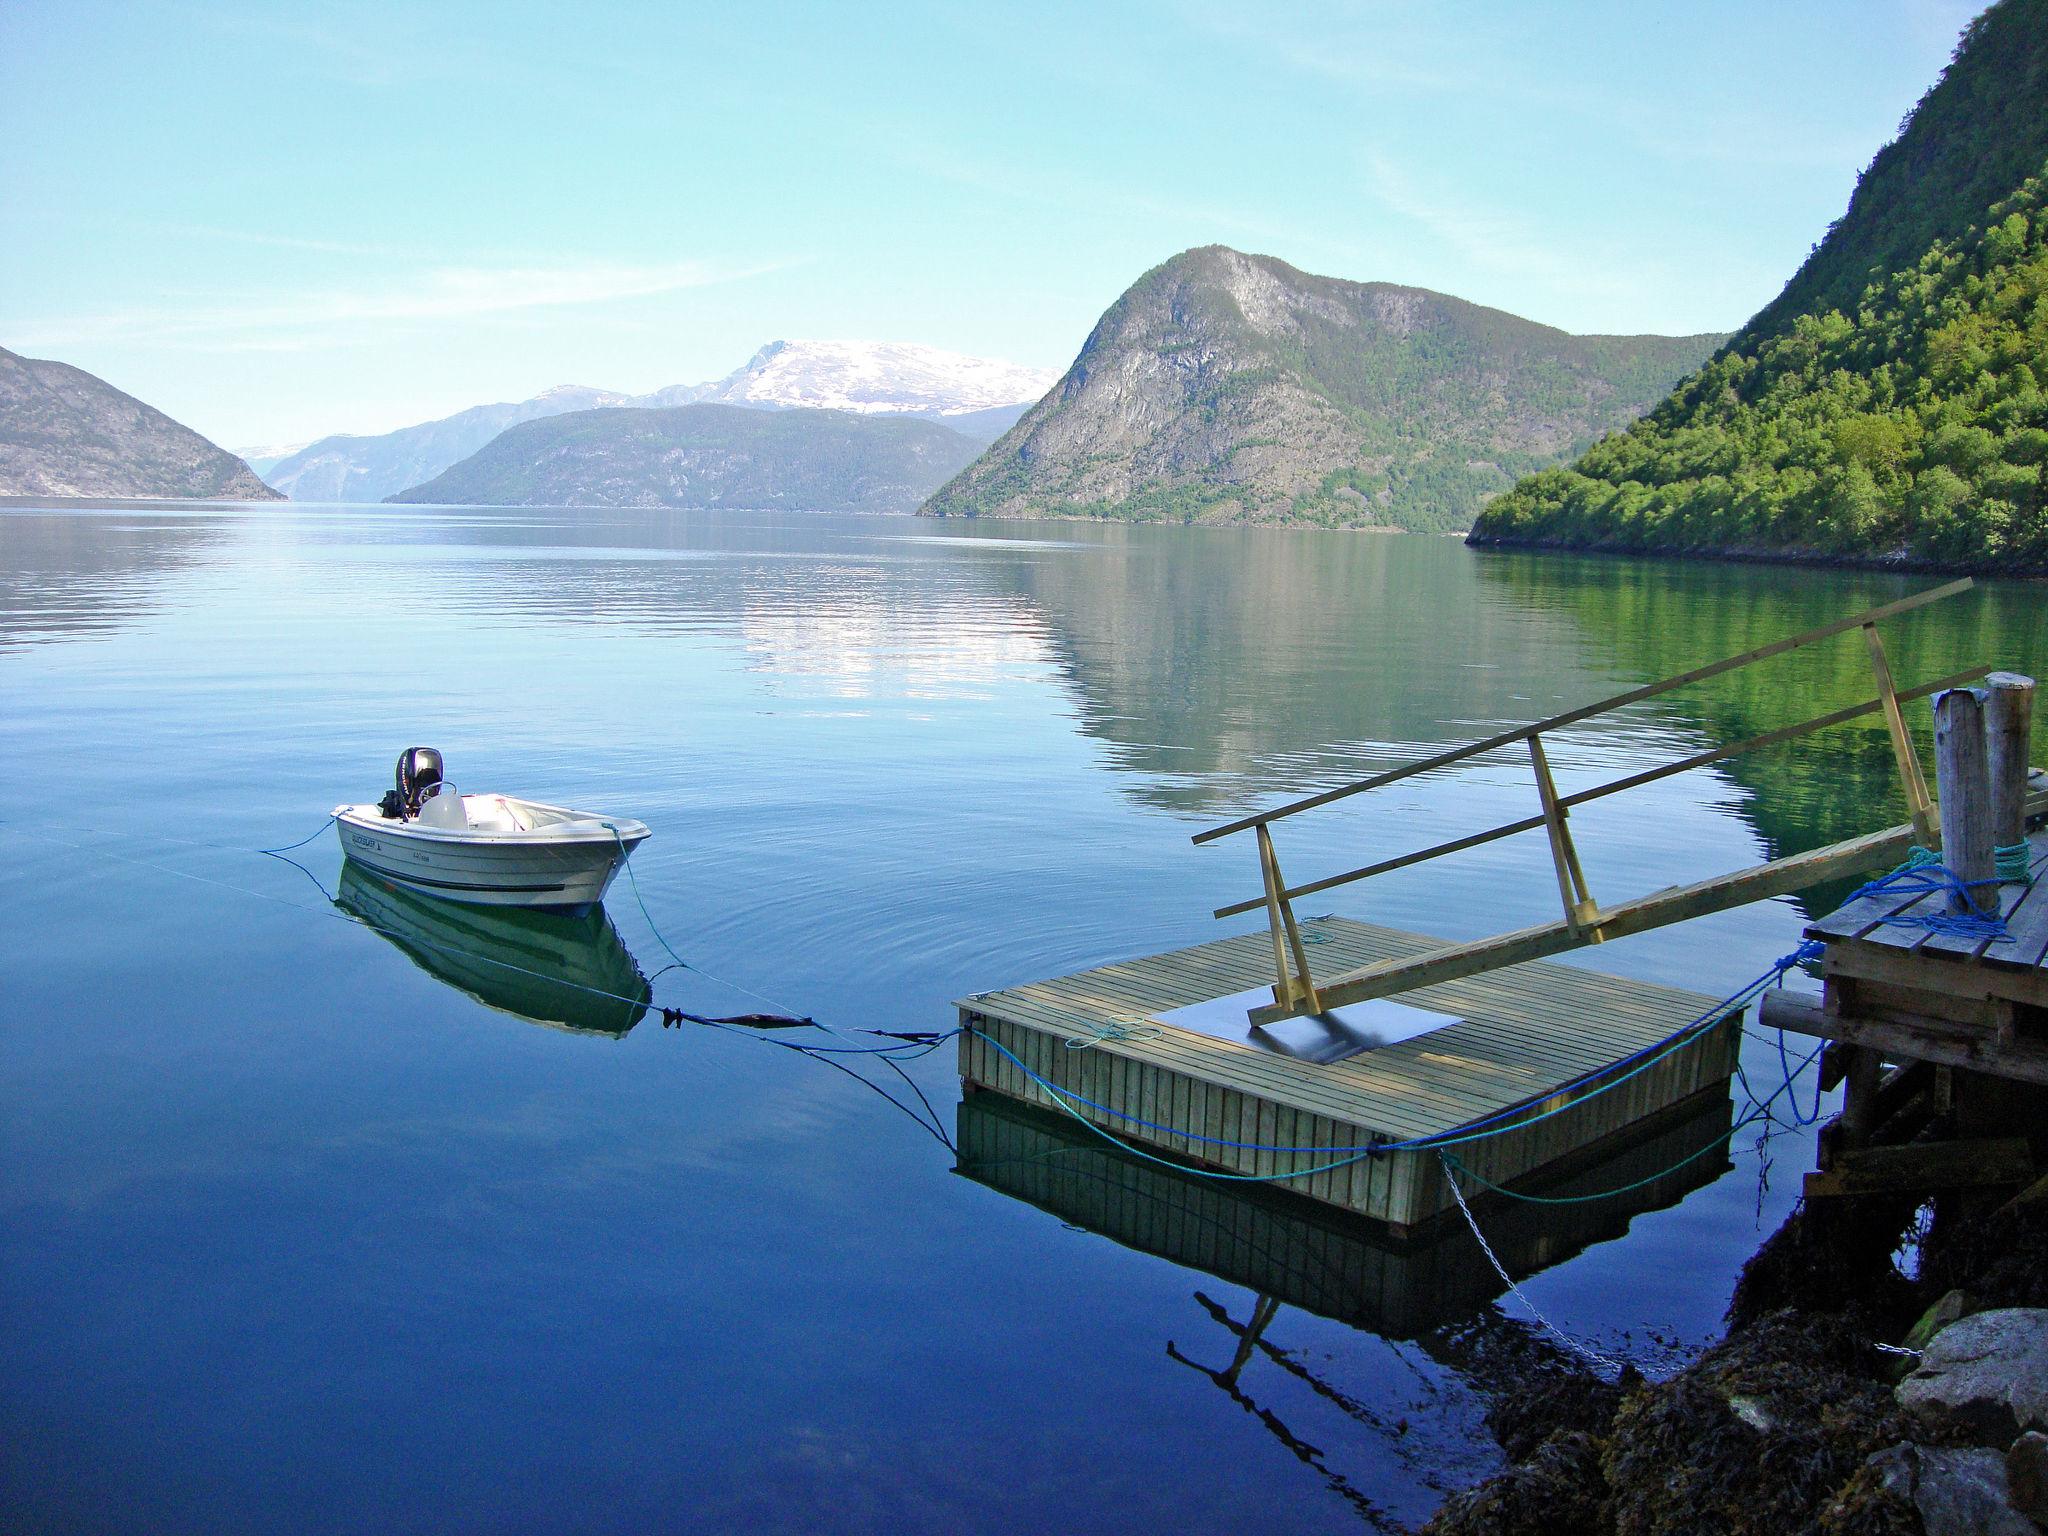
<box><xmin>1843</xmin><ymin>856</ymin><xmax>2012</xmax><ymax>944</ymax></box>
<box><xmin>257</xmin><ymin>817</ymin><xmax>337</xmax><ymax>855</ymax></box>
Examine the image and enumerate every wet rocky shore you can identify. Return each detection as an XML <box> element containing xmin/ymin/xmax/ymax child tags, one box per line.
<box><xmin>1426</xmin><ymin>1185</ymin><xmax>2048</xmax><ymax>1535</ymax></box>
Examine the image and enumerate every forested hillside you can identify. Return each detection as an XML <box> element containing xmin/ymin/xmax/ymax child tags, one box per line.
<box><xmin>1469</xmin><ymin>0</ymin><xmax>2048</xmax><ymax>571</ymax></box>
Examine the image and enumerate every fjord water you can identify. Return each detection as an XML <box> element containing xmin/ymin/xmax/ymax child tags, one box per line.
<box><xmin>3</xmin><ymin>504</ymin><xmax>2042</xmax><ymax>1534</ymax></box>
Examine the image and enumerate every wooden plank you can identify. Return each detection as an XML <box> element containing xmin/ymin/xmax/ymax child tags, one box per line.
<box><xmin>1863</xmin><ymin>623</ymin><xmax>1936</xmax><ymax>847</ymax></box>
<box><xmin>1193</xmin><ymin>577</ymin><xmax>1974</xmax><ymax>844</ymax></box>
<box><xmin>985</xmin><ymin>987</ymin><xmax>1688</xmax><ymax>1131</ymax></box>
<box><xmin>1920</xmin><ymin>837</ymin><xmax>2048</xmax><ymax>960</ymax></box>
<box><xmin>1803</xmin><ymin>1137</ymin><xmax>2032</xmax><ymax>1199</ymax></box>
<box><xmin>1994</xmin><ymin>835</ymin><xmax>2048</xmax><ymax>970</ymax></box>
<box><xmin>1529</xmin><ymin>731</ymin><xmax>1597</xmax><ymax>930</ymax></box>
<box><xmin>1823</xmin><ymin>938</ymin><xmax>2048</xmax><ymax>1009</ymax></box>
<box><xmin>1246</xmin><ymin>822</ymin><xmax>1919</xmax><ymax>1024</ymax></box>
<box><xmin>1759</xmin><ymin>991</ymin><xmax>2048</xmax><ymax>1087</ymax></box>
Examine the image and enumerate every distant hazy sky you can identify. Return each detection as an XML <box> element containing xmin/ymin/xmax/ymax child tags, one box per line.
<box><xmin>0</xmin><ymin>0</ymin><xmax>1981</xmax><ymax>447</ymax></box>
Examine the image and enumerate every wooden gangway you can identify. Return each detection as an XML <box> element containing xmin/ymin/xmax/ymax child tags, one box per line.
<box><xmin>1194</xmin><ymin>578</ymin><xmax>1991</xmax><ymax>1025</ymax></box>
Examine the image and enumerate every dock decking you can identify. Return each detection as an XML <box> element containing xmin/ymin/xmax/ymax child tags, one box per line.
<box><xmin>957</xmin><ymin>916</ymin><xmax>1739</xmax><ymax>1229</ymax></box>
<box><xmin>1761</xmin><ymin>824</ymin><xmax>2048</xmax><ymax>1091</ymax></box>
<box><xmin>1808</xmin><ymin>826</ymin><xmax>2048</xmax><ymax>1001</ymax></box>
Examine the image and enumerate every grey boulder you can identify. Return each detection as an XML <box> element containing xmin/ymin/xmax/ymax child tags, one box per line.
<box><xmin>1899</xmin><ymin>1307</ymin><xmax>2048</xmax><ymax>1446</ymax></box>
<box><xmin>1865</xmin><ymin>1442</ymin><xmax>2037</xmax><ymax>1536</ymax></box>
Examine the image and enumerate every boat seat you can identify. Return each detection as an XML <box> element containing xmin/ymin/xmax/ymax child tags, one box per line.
<box><xmin>417</xmin><ymin>787</ymin><xmax>468</xmax><ymax>830</ymax></box>
<box><xmin>464</xmin><ymin>796</ymin><xmax>527</xmax><ymax>833</ymax></box>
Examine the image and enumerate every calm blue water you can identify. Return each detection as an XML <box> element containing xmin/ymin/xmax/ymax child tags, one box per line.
<box><xmin>3</xmin><ymin>504</ymin><xmax>2041</xmax><ymax>1533</ymax></box>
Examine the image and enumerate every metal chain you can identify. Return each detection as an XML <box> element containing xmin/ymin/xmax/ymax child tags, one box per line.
<box><xmin>1439</xmin><ymin>1150</ymin><xmax>1627</xmax><ymax>1377</ymax></box>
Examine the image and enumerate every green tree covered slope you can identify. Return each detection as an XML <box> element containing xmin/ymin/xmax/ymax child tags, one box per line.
<box><xmin>1469</xmin><ymin>0</ymin><xmax>2048</xmax><ymax>571</ymax></box>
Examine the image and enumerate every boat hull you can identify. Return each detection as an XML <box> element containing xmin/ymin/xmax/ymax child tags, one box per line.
<box><xmin>332</xmin><ymin>803</ymin><xmax>648</xmax><ymax>913</ymax></box>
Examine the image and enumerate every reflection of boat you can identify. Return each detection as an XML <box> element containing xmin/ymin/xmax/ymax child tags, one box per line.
<box><xmin>955</xmin><ymin>1084</ymin><xmax>1733</xmax><ymax>1339</ymax></box>
<box><xmin>333</xmin><ymin>748</ymin><xmax>650</xmax><ymax>914</ymax></box>
<box><xmin>336</xmin><ymin>862</ymin><xmax>651</xmax><ymax>1036</ymax></box>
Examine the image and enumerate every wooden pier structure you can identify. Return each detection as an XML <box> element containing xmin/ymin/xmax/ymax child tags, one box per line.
<box><xmin>958</xmin><ymin>917</ymin><xmax>1736</xmax><ymax>1230</ymax></box>
<box><xmin>1759</xmin><ymin>668</ymin><xmax>2047</xmax><ymax>1200</ymax></box>
<box><xmin>959</xmin><ymin>580</ymin><xmax>2041</xmax><ymax>1226</ymax></box>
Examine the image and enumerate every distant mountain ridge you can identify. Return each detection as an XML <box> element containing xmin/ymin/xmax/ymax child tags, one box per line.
<box><xmin>262</xmin><ymin>385</ymin><xmax>632</xmax><ymax>502</ymax></box>
<box><xmin>386</xmin><ymin>402</ymin><xmax>984</xmax><ymax>512</ymax></box>
<box><xmin>1468</xmin><ymin>0</ymin><xmax>2048</xmax><ymax>571</ymax></box>
<box><xmin>0</xmin><ymin>346</ymin><xmax>280</xmax><ymax>500</ymax></box>
<box><xmin>921</xmin><ymin>247</ymin><xmax>1723</xmax><ymax>531</ymax></box>
<box><xmin>264</xmin><ymin>340</ymin><xmax>1054</xmax><ymax>503</ymax></box>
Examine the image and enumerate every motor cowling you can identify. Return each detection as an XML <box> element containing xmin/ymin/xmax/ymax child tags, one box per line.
<box><xmin>394</xmin><ymin>746</ymin><xmax>444</xmax><ymax>818</ymax></box>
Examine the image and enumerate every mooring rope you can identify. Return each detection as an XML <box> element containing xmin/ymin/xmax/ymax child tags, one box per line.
<box><xmin>10</xmin><ymin>817</ymin><xmax>964</xmax><ymax>1155</ymax></box>
<box><xmin>1848</xmin><ymin>854</ymin><xmax>2014</xmax><ymax>943</ymax></box>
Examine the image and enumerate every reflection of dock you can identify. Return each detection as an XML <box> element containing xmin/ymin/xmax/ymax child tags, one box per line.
<box><xmin>956</xmin><ymin>1085</ymin><xmax>1732</xmax><ymax>1338</ymax></box>
<box><xmin>958</xmin><ymin>917</ymin><xmax>1735</xmax><ymax>1230</ymax></box>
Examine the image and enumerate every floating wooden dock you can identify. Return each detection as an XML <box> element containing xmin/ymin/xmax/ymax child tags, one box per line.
<box><xmin>957</xmin><ymin>917</ymin><xmax>1737</xmax><ymax>1231</ymax></box>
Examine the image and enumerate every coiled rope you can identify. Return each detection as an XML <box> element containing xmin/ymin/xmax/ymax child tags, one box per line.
<box><xmin>1843</xmin><ymin>851</ymin><xmax>2015</xmax><ymax>944</ymax></box>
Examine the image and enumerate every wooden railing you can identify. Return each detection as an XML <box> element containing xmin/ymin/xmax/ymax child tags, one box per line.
<box><xmin>1195</xmin><ymin>578</ymin><xmax>1986</xmax><ymax>1025</ymax></box>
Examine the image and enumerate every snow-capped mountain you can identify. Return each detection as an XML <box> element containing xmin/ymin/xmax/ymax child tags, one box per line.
<box><xmin>690</xmin><ymin>340</ymin><xmax>1057</xmax><ymax>418</ymax></box>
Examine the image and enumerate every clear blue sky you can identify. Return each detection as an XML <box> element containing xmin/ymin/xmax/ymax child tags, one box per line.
<box><xmin>0</xmin><ymin>0</ymin><xmax>1981</xmax><ymax>448</ymax></box>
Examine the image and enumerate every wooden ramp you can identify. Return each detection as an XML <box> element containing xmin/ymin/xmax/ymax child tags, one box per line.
<box><xmin>957</xmin><ymin>917</ymin><xmax>1739</xmax><ymax>1229</ymax></box>
<box><xmin>1194</xmin><ymin>579</ymin><xmax>1990</xmax><ymax>1025</ymax></box>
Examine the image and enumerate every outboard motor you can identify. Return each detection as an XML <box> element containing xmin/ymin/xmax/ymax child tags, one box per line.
<box><xmin>380</xmin><ymin>746</ymin><xmax>445</xmax><ymax>819</ymax></box>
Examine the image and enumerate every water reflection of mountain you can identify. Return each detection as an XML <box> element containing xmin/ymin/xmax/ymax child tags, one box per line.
<box><xmin>1472</xmin><ymin>553</ymin><xmax>2048</xmax><ymax>896</ymax></box>
<box><xmin>981</xmin><ymin>528</ymin><xmax>1658</xmax><ymax>815</ymax></box>
<box><xmin>336</xmin><ymin>863</ymin><xmax>651</xmax><ymax>1035</ymax></box>
<box><xmin>0</xmin><ymin>509</ymin><xmax>237</xmax><ymax>650</ymax></box>
<box><xmin>956</xmin><ymin>1086</ymin><xmax>1731</xmax><ymax>1340</ymax></box>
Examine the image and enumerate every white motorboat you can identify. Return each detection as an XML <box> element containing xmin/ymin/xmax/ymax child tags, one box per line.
<box><xmin>332</xmin><ymin>747</ymin><xmax>650</xmax><ymax>914</ymax></box>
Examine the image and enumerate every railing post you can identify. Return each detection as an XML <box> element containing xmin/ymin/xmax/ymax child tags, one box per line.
<box><xmin>1256</xmin><ymin>824</ymin><xmax>1323</xmax><ymax>1016</ymax></box>
<box><xmin>1863</xmin><ymin>622</ymin><xmax>1936</xmax><ymax>847</ymax></box>
<box><xmin>1528</xmin><ymin>733</ymin><xmax>1602</xmax><ymax>937</ymax></box>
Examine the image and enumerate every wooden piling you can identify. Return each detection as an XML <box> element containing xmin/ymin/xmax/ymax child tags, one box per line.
<box><xmin>1934</xmin><ymin>687</ymin><xmax>1994</xmax><ymax>916</ymax></box>
<box><xmin>1986</xmin><ymin>673</ymin><xmax>2037</xmax><ymax>866</ymax></box>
